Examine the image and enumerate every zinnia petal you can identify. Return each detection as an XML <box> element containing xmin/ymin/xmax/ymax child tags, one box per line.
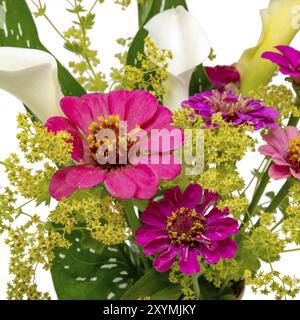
<box><xmin>65</xmin><ymin>165</ymin><xmax>106</xmax><ymax>189</ymax></box>
<box><xmin>123</xmin><ymin>164</ymin><xmax>159</xmax><ymax>199</ymax></box>
<box><xmin>178</xmin><ymin>247</ymin><xmax>200</xmax><ymax>274</ymax></box>
<box><xmin>143</xmin><ymin>236</ymin><xmax>170</xmax><ymax>256</ymax></box>
<box><xmin>269</xmin><ymin>164</ymin><xmax>292</xmax><ymax>179</ymax></box>
<box><xmin>216</xmin><ymin>238</ymin><xmax>238</xmax><ymax>260</ymax></box>
<box><xmin>141</xmin><ymin>202</ymin><xmax>168</xmax><ymax>229</ymax></box>
<box><xmin>139</xmin><ymin>153</ymin><xmax>182</xmax><ymax>180</ymax></box>
<box><xmin>180</xmin><ymin>184</ymin><xmax>202</xmax><ymax>209</ymax></box>
<box><xmin>104</xmin><ymin>169</ymin><xmax>137</xmax><ymax>200</ymax></box>
<box><xmin>135</xmin><ymin>225</ymin><xmax>166</xmax><ymax>245</ymax></box>
<box><xmin>153</xmin><ymin>246</ymin><xmax>179</xmax><ymax>272</ymax></box>
<box><xmin>49</xmin><ymin>167</ymin><xmax>78</xmax><ymax>200</ymax></box>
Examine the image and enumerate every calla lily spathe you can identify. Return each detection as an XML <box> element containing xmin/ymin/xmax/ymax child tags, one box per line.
<box><xmin>144</xmin><ymin>6</ymin><xmax>210</xmax><ymax>110</ymax></box>
<box><xmin>0</xmin><ymin>47</ymin><xmax>63</xmax><ymax>121</ymax></box>
<box><xmin>237</xmin><ymin>0</ymin><xmax>300</xmax><ymax>95</ymax></box>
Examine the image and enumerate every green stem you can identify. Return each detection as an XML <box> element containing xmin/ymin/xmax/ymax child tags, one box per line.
<box><xmin>88</xmin><ymin>0</ymin><xmax>99</xmax><ymax>15</ymax></box>
<box><xmin>264</xmin><ymin>179</ymin><xmax>293</xmax><ymax>213</ymax></box>
<box><xmin>283</xmin><ymin>248</ymin><xmax>300</xmax><ymax>253</ymax></box>
<box><xmin>242</xmin><ymin>158</ymin><xmax>266</xmax><ymax>195</ymax></box>
<box><xmin>288</xmin><ymin>86</ymin><xmax>300</xmax><ymax>126</ymax></box>
<box><xmin>242</xmin><ymin>163</ymin><xmax>271</xmax><ymax>226</ymax></box>
<box><xmin>253</xmin><ymin>179</ymin><xmax>294</xmax><ymax>230</ymax></box>
<box><xmin>271</xmin><ymin>217</ymin><xmax>284</xmax><ymax>231</ymax></box>
<box><xmin>31</xmin><ymin>0</ymin><xmax>67</xmax><ymax>41</ymax></box>
<box><xmin>192</xmin><ymin>274</ymin><xmax>201</xmax><ymax>299</ymax></box>
<box><xmin>287</xmin><ymin>116</ymin><xmax>299</xmax><ymax>126</ymax></box>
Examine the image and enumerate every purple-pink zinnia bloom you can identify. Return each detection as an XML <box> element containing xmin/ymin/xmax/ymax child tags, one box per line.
<box><xmin>262</xmin><ymin>45</ymin><xmax>300</xmax><ymax>83</ymax></box>
<box><xmin>205</xmin><ymin>65</ymin><xmax>240</xmax><ymax>91</ymax></box>
<box><xmin>182</xmin><ymin>89</ymin><xmax>279</xmax><ymax>130</ymax></box>
<box><xmin>45</xmin><ymin>90</ymin><xmax>183</xmax><ymax>200</ymax></box>
<box><xmin>136</xmin><ymin>184</ymin><xmax>239</xmax><ymax>274</ymax></box>
<box><xmin>259</xmin><ymin>126</ymin><xmax>300</xmax><ymax>180</ymax></box>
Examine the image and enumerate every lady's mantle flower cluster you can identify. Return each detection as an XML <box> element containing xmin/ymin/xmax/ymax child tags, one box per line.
<box><xmin>111</xmin><ymin>36</ymin><xmax>172</xmax><ymax>102</ymax></box>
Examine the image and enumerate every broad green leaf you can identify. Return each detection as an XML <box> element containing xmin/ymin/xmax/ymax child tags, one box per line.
<box><xmin>151</xmin><ymin>284</ymin><xmax>182</xmax><ymax>300</ymax></box>
<box><xmin>120</xmin><ymin>269</ymin><xmax>174</xmax><ymax>300</ymax></box>
<box><xmin>235</xmin><ymin>235</ymin><xmax>261</xmax><ymax>276</ymax></box>
<box><xmin>51</xmin><ymin>231</ymin><xmax>140</xmax><ymax>300</ymax></box>
<box><xmin>189</xmin><ymin>64</ymin><xmax>212</xmax><ymax>96</ymax></box>
<box><xmin>0</xmin><ymin>0</ymin><xmax>85</xmax><ymax>97</ymax></box>
<box><xmin>127</xmin><ymin>0</ymin><xmax>188</xmax><ymax>66</ymax></box>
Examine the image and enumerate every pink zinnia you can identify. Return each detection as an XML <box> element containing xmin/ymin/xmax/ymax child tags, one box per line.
<box><xmin>205</xmin><ymin>65</ymin><xmax>240</xmax><ymax>91</ymax></box>
<box><xmin>262</xmin><ymin>45</ymin><xmax>300</xmax><ymax>83</ymax></box>
<box><xmin>259</xmin><ymin>126</ymin><xmax>300</xmax><ymax>180</ymax></box>
<box><xmin>46</xmin><ymin>90</ymin><xmax>182</xmax><ymax>200</ymax></box>
<box><xmin>136</xmin><ymin>184</ymin><xmax>239</xmax><ymax>274</ymax></box>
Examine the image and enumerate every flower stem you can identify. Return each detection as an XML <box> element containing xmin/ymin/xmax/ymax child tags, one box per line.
<box><xmin>88</xmin><ymin>0</ymin><xmax>99</xmax><ymax>15</ymax></box>
<box><xmin>283</xmin><ymin>248</ymin><xmax>300</xmax><ymax>253</ymax></box>
<box><xmin>192</xmin><ymin>274</ymin><xmax>201</xmax><ymax>299</ymax></box>
<box><xmin>30</xmin><ymin>0</ymin><xmax>67</xmax><ymax>41</ymax></box>
<box><xmin>271</xmin><ymin>217</ymin><xmax>284</xmax><ymax>231</ymax></box>
<box><xmin>264</xmin><ymin>179</ymin><xmax>293</xmax><ymax>213</ymax></box>
<box><xmin>242</xmin><ymin>163</ymin><xmax>271</xmax><ymax>227</ymax></box>
<box><xmin>252</xmin><ymin>179</ymin><xmax>294</xmax><ymax>230</ymax></box>
<box><xmin>242</xmin><ymin>158</ymin><xmax>266</xmax><ymax>195</ymax></box>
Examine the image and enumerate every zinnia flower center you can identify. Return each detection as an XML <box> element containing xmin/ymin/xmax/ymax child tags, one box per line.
<box><xmin>288</xmin><ymin>136</ymin><xmax>300</xmax><ymax>168</ymax></box>
<box><xmin>207</xmin><ymin>90</ymin><xmax>248</xmax><ymax>117</ymax></box>
<box><xmin>166</xmin><ymin>208</ymin><xmax>206</xmax><ymax>247</ymax></box>
<box><xmin>87</xmin><ymin>114</ymin><xmax>140</xmax><ymax>170</ymax></box>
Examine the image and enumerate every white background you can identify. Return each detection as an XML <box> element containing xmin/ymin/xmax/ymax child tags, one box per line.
<box><xmin>0</xmin><ymin>0</ymin><xmax>300</xmax><ymax>300</ymax></box>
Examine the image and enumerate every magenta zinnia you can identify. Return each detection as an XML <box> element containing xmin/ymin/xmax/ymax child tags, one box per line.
<box><xmin>262</xmin><ymin>45</ymin><xmax>300</xmax><ymax>83</ymax></box>
<box><xmin>182</xmin><ymin>89</ymin><xmax>279</xmax><ymax>130</ymax></box>
<box><xmin>205</xmin><ymin>65</ymin><xmax>240</xmax><ymax>91</ymax></box>
<box><xmin>136</xmin><ymin>184</ymin><xmax>239</xmax><ymax>274</ymax></box>
<box><xmin>259</xmin><ymin>126</ymin><xmax>300</xmax><ymax>180</ymax></box>
<box><xmin>46</xmin><ymin>90</ymin><xmax>182</xmax><ymax>200</ymax></box>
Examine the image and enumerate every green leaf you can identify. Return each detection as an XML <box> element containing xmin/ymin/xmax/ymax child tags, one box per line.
<box><xmin>197</xmin><ymin>277</ymin><xmax>238</xmax><ymax>300</ymax></box>
<box><xmin>80</xmin><ymin>13</ymin><xmax>95</xmax><ymax>30</ymax></box>
<box><xmin>127</xmin><ymin>0</ymin><xmax>188</xmax><ymax>67</ymax></box>
<box><xmin>0</xmin><ymin>0</ymin><xmax>85</xmax><ymax>98</ymax></box>
<box><xmin>163</xmin><ymin>0</ymin><xmax>188</xmax><ymax>10</ymax></box>
<box><xmin>189</xmin><ymin>64</ymin><xmax>212</xmax><ymax>96</ymax></box>
<box><xmin>35</xmin><ymin>177</ymin><xmax>51</xmax><ymax>206</ymax></box>
<box><xmin>120</xmin><ymin>269</ymin><xmax>175</xmax><ymax>300</ymax></box>
<box><xmin>266</xmin><ymin>191</ymin><xmax>275</xmax><ymax>201</ymax></box>
<box><xmin>235</xmin><ymin>235</ymin><xmax>261</xmax><ymax>275</ymax></box>
<box><xmin>51</xmin><ymin>231</ymin><xmax>140</xmax><ymax>300</ymax></box>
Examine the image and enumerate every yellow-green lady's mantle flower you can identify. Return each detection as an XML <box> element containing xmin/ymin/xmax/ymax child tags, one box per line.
<box><xmin>237</xmin><ymin>0</ymin><xmax>300</xmax><ymax>94</ymax></box>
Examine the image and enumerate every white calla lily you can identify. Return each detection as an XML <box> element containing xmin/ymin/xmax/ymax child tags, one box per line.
<box><xmin>0</xmin><ymin>47</ymin><xmax>63</xmax><ymax>122</ymax></box>
<box><xmin>145</xmin><ymin>6</ymin><xmax>210</xmax><ymax>109</ymax></box>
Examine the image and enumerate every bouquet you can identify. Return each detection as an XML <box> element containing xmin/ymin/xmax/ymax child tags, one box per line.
<box><xmin>1</xmin><ymin>0</ymin><xmax>300</xmax><ymax>301</ymax></box>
